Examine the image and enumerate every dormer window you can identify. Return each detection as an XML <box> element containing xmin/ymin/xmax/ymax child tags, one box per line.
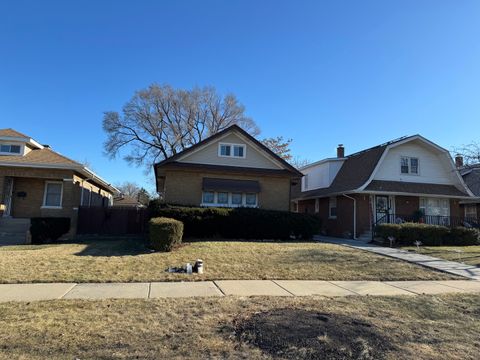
<box><xmin>0</xmin><ymin>144</ymin><xmax>21</xmax><ymax>154</ymax></box>
<box><xmin>218</xmin><ymin>143</ymin><xmax>246</xmax><ymax>158</ymax></box>
<box><xmin>401</xmin><ymin>156</ymin><xmax>419</xmax><ymax>175</ymax></box>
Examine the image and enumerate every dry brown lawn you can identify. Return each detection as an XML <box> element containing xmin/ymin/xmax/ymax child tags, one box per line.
<box><xmin>0</xmin><ymin>294</ymin><xmax>479</xmax><ymax>359</ymax></box>
<box><xmin>0</xmin><ymin>238</ymin><xmax>457</xmax><ymax>283</ymax></box>
<box><xmin>402</xmin><ymin>245</ymin><xmax>480</xmax><ymax>267</ymax></box>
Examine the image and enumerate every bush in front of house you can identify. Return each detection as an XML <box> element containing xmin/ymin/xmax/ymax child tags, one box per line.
<box><xmin>30</xmin><ymin>217</ymin><xmax>71</xmax><ymax>244</ymax></box>
<box><xmin>375</xmin><ymin>222</ymin><xmax>480</xmax><ymax>246</ymax></box>
<box><xmin>148</xmin><ymin>203</ymin><xmax>321</xmax><ymax>240</ymax></box>
<box><xmin>149</xmin><ymin>217</ymin><xmax>184</xmax><ymax>251</ymax></box>
<box><xmin>444</xmin><ymin>227</ymin><xmax>480</xmax><ymax>246</ymax></box>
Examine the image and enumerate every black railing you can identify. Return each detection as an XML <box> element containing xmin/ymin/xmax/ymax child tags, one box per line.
<box><xmin>372</xmin><ymin>213</ymin><xmax>480</xmax><ymax>241</ymax></box>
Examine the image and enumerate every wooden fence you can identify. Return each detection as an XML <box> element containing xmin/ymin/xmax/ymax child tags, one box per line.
<box><xmin>77</xmin><ymin>206</ymin><xmax>149</xmax><ymax>235</ymax></box>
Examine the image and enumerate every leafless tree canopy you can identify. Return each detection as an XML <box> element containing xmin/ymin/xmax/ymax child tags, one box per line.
<box><xmin>261</xmin><ymin>136</ymin><xmax>293</xmax><ymax>161</ymax></box>
<box><xmin>452</xmin><ymin>142</ymin><xmax>480</xmax><ymax>166</ymax></box>
<box><xmin>115</xmin><ymin>181</ymin><xmax>142</xmax><ymax>198</ymax></box>
<box><xmin>103</xmin><ymin>84</ymin><xmax>259</xmax><ymax>167</ymax></box>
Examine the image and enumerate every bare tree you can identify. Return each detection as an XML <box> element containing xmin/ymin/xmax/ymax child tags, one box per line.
<box><xmin>103</xmin><ymin>84</ymin><xmax>259</xmax><ymax>167</ymax></box>
<box><xmin>262</xmin><ymin>136</ymin><xmax>292</xmax><ymax>161</ymax></box>
<box><xmin>290</xmin><ymin>156</ymin><xmax>311</xmax><ymax>169</ymax></box>
<box><xmin>453</xmin><ymin>142</ymin><xmax>480</xmax><ymax>166</ymax></box>
<box><xmin>115</xmin><ymin>181</ymin><xmax>141</xmax><ymax>198</ymax></box>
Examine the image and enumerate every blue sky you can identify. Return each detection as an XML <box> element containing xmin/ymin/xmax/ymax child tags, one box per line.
<box><xmin>1</xmin><ymin>0</ymin><xmax>480</xmax><ymax>192</ymax></box>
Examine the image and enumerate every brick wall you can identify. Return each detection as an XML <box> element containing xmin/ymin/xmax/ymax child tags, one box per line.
<box><xmin>297</xmin><ymin>195</ymin><xmax>370</xmax><ymax>238</ymax></box>
<box><xmin>163</xmin><ymin>169</ymin><xmax>293</xmax><ymax>211</ymax></box>
<box><xmin>0</xmin><ymin>166</ymin><xmax>114</xmax><ymax>237</ymax></box>
<box><xmin>395</xmin><ymin>196</ymin><xmax>419</xmax><ymax>216</ymax></box>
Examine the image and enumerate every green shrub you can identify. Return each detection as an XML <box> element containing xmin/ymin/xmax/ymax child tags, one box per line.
<box><xmin>30</xmin><ymin>217</ymin><xmax>71</xmax><ymax>244</ymax></box>
<box><xmin>148</xmin><ymin>203</ymin><xmax>321</xmax><ymax>240</ymax></box>
<box><xmin>444</xmin><ymin>227</ymin><xmax>480</xmax><ymax>246</ymax></box>
<box><xmin>375</xmin><ymin>222</ymin><xmax>480</xmax><ymax>246</ymax></box>
<box><xmin>149</xmin><ymin>217</ymin><xmax>184</xmax><ymax>251</ymax></box>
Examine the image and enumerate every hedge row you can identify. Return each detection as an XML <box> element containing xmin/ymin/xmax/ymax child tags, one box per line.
<box><xmin>148</xmin><ymin>204</ymin><xmax>321</xmax><ymax>240</ymax></box>
<box><xmin>375</xmin><ymin>223</ymin><xmax>480</xmax><ymax>246</ymax></box>
<box><xmin>149</xmin><ymin>217</ymin><xmax>184</xmax><ymax>251</ymax></box>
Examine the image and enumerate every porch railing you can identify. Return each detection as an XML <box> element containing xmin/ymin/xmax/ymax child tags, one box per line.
<box><xmin>372</xmin><ymin>213</ymin><xmax>480</xmax><ymax>241</ymax></box>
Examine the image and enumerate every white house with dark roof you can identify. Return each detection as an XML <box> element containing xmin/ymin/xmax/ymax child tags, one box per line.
<box><xmin>293</xmin><ymin>135</ymin><xmax>475</xmax><ymax>240</ymax></box>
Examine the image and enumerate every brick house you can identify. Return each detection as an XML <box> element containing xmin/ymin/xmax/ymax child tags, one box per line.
<box><xmin>154</xmin><ymin>125</ymin><xmax>302</xmax><ymax>210</ymax></box>
<box><xmin>456</xmin><ymin>157</ymin><xmax>480</xmax><ymax>225</ymax></box>
<box><xmin>0</xmin><ymin>128</ymin><xmax>118</xmax><ymax>242</ymax></box>
<box><xmin>292</xmin><ymin>135</ymin><xmax>476</xmax><ymax>239</ymax></box>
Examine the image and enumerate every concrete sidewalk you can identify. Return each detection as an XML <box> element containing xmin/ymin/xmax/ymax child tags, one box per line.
<box><xmin>315</xmin><ymin>235</ymin><xmax>480</xmax><ymax>280</ymax></box>
<box><xmin>0</xmin><ymin>280</ymin><xmax>479</xmax><ymax>302</ymax></box>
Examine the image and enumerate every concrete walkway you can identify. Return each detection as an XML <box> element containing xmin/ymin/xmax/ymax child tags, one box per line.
<box><xmin>0</xmin><ymin>280</ymin><xmax>479</xmax><ymax>302</ymax></box>
<box><xmin>315</xmin><ymin>235</ymin><xmax>480</xmax><ymax>280</ymax></box>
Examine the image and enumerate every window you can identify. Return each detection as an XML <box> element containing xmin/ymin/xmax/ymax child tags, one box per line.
<box><xmin>81</xmin><ymin>188</ymin><xmax>91</xmax><ymax>206</ymax></box>
<box><xmin>0</xmin><ymin>144</ymin><xmax>21</xmax><ymax>154</ymax></box>
<box><xmin>202</xmin><ymin>191</ymin><xmax>215</xmax><ymax>204</ymax></box>
<box><xmin>245</xmin><ymin>193</ymin><xmax>257</xmax><ymax>206</ymax></box>
<box><xmin>217</xmin><ymin>192</ymin><xmax>229</xmax><ymax>204</ymax></box>
<box><xmin>329</xmin><ymin>197</ymin><xmax>337</xmax><ymax>218</ymax></box>
<box><xmin>231</xmin><ymin>193</ymin><xmax>242</xmax><ymax>205</ymax></box>
<box><xmin>220</xmin><ymin>144</ymin><xmax>231</xmax><ymax>156</ymax></box>
<box><xmin>233</xmin><ymin>145</ymin><xmax>244</xmax><ymax>157</ymax></box>
<box><xmin>218</xmin><ymin>143</ymin><xmax>246</xmax><ymax>158</ymax></box>
<box><xmin>401</xmin><ymin>156</ymin><xmax>419</xmax><ymax>175</ymax></box>
<box><xmin>465</xmin><ymin>204</ymin><xmax>477</xmax><ymax>220</ymax></box>
<box><xmin>43</xmin><ymin>182</ymin><xmax>63</xmax><ymax>208</ymax></box>
<box><xmin>201</xmin><ymin>191</ymin><xmax>257</xmax><ymax>207</ymax></box>
<box><xmin>315</xmin><ymin>198</ymin><xmax>319</xmax><ymax>213</ymax></box>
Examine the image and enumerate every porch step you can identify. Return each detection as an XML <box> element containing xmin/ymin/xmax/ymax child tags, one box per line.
<box><xmin>0</xmin><ymin>218</ymin><xmax>30</xmax><ymax>245</ymax></box>
<box><xmin>356</xmin><ymin>231</ymin><xmax>372</xmax><ymax>242</ymax></box>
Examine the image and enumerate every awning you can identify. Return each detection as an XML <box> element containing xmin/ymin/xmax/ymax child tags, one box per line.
<box><xmin>202</xmin><ymin>178</ymin><xmax>261</xmax><ymax>193</ymax></box>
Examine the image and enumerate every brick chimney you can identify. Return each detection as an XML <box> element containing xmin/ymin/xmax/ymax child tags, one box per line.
<box><xmin>455</xmin><ymin>154</ymin><xmax>464</xmax><ymax>168</ymax></box>
<box><xmin>337</xmin><ymin>144</ymin><xmax>345</xmax><ymax>158</ymax></box>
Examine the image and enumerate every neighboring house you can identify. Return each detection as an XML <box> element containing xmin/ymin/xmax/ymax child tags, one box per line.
<box><xmin>292</xmin><ymin>135</ymin><xmax>475</xmax><ymax>239</ymax></box>
<box><xmin>113</xmin><ymin>195</ymin><xmax>146</xmax><ymax>208</ymax></box>
<box><xmin>154</xmin><ymin>125</ymin><xmax>302</xmax><ymax>211</ymax></box>
<box><xmin>0</xmin><ymin>128</ymin><xmax>118</xmax><ymax>241</ymax></box>
<box><xmin>457</xmin><ymin>157</ymin><xmax>480</xmax><ymax>225</ymax></box>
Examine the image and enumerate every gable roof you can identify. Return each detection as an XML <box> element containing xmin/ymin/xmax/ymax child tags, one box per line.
<box><xmin>0</xmin><ymin>129</ymin><xmax>118</xmax><ymax>194</ymax></box>
<box><xmin>154</xmin><ymin>125</ymin><xmax>303</xmax><ymax>176</ymax></box>
<box><xmin>294</xmin><ymin>135</ymin><xmax>472</xmax><ymax>200</ymax></box>
<box><xmin>0</xmin><ymin>128</ymin><xmax>29</xmax><ymax>138</ymax></box>
<box><xmin>461</xmin><ymin>165</ymin><xmax>480</xmax><ymax>197</ymax></box>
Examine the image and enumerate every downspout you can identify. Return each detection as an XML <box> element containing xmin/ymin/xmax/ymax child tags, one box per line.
<box><xmin>343</xmin><ymin>194</ymin><xmax>357</xmax><ymax>240</ymax></box>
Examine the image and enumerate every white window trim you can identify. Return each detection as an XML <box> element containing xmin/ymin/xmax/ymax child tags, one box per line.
<box><xmin>41</xmin><ymin>181</ymin><xmax>64</xmax><ymax>209</ymax></box>
<box><xmin>400</xmin><ymin>156</ymin><xmax>420</xmax><ymax>176</ymax></box>
<box><xmin>464</xmin><ymin>204</ymin><xmax>477</xmax><ymax>218</ymax></box>
<box><xmin>201</xmin><ymin>191</ymin><xmax>258</xmax><ymax>208</ymax></box>
<box><xmin>218</xmin><ymin>143</ymin><xmax>247</xmax><ymax>159</ymax></box>
<box><xmin>314</xmin><ymin>198</ymin><xmax>319</xmax><ymax>213</ymax></box>
<box><xmin>328</xmin><ymin>197</ymin><xmax>337</xmax><ymax>219</ymax></box>
<box><xmin>0</xmin><ymin>143</ymin><xmax>23</xmax><ymax>156</ymax></box>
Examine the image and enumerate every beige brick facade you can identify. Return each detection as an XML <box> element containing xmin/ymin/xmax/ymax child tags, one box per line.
<box><xmin>0</xmin><ymin>166</ymin><xmax>114</xmax><ymax>236</ymax></box>
<box><xmin>163</xmin><ymin>168</ymin><xmax>293</xmax><ymax>211</ymax></box>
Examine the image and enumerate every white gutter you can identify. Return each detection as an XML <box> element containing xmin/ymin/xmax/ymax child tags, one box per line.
<box><xmin>342</xmin><ymin>194</ymin><xmax>357</xmax><ymax>240</ymax></box>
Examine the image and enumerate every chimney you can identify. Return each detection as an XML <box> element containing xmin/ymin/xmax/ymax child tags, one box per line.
<box><xmin>337</xmin><ymin>144</ymin><xmax>345</xmax><ymax>158</ymax></box>
<box><xmin>455</xmin><ymin>154</ymin><xmax>464</xmax><ymax>168</ymax></box>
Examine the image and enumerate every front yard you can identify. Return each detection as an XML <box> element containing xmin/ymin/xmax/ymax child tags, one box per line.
<box><xmin>0</xmin><ymin>238</ymin><xmax>457</xmax><ymax>283</ymax></box>
<box><xmin>402</xmin><ymin>246</ymin><xmax>480</xmax><ymax>267</ymax></box>
<box><xmin>0</xmin><ymin>294</ymin><xmax>479</xmax><ymax>359</ymax></box>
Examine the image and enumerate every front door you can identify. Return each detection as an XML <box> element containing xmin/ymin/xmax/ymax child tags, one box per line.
<box><xmin>3</xmin><ymin>177</ymin><xmax>14</xmax><ymax>217</ymax></box>
<box><xmin>375</xmin><ymin>195</ymin><xmax>392</xmax><ymax>224</ymax></box>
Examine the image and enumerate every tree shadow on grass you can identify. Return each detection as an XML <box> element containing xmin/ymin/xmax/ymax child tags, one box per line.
<box><xmin>71</xmin><ymin>237</ymin><xmax>152</xmax><ymax>257</ymax></box>
<box><xmin>232</xmin><ymin>308</ymin><xmax>394</xmax><ymax>360</ymax></box>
